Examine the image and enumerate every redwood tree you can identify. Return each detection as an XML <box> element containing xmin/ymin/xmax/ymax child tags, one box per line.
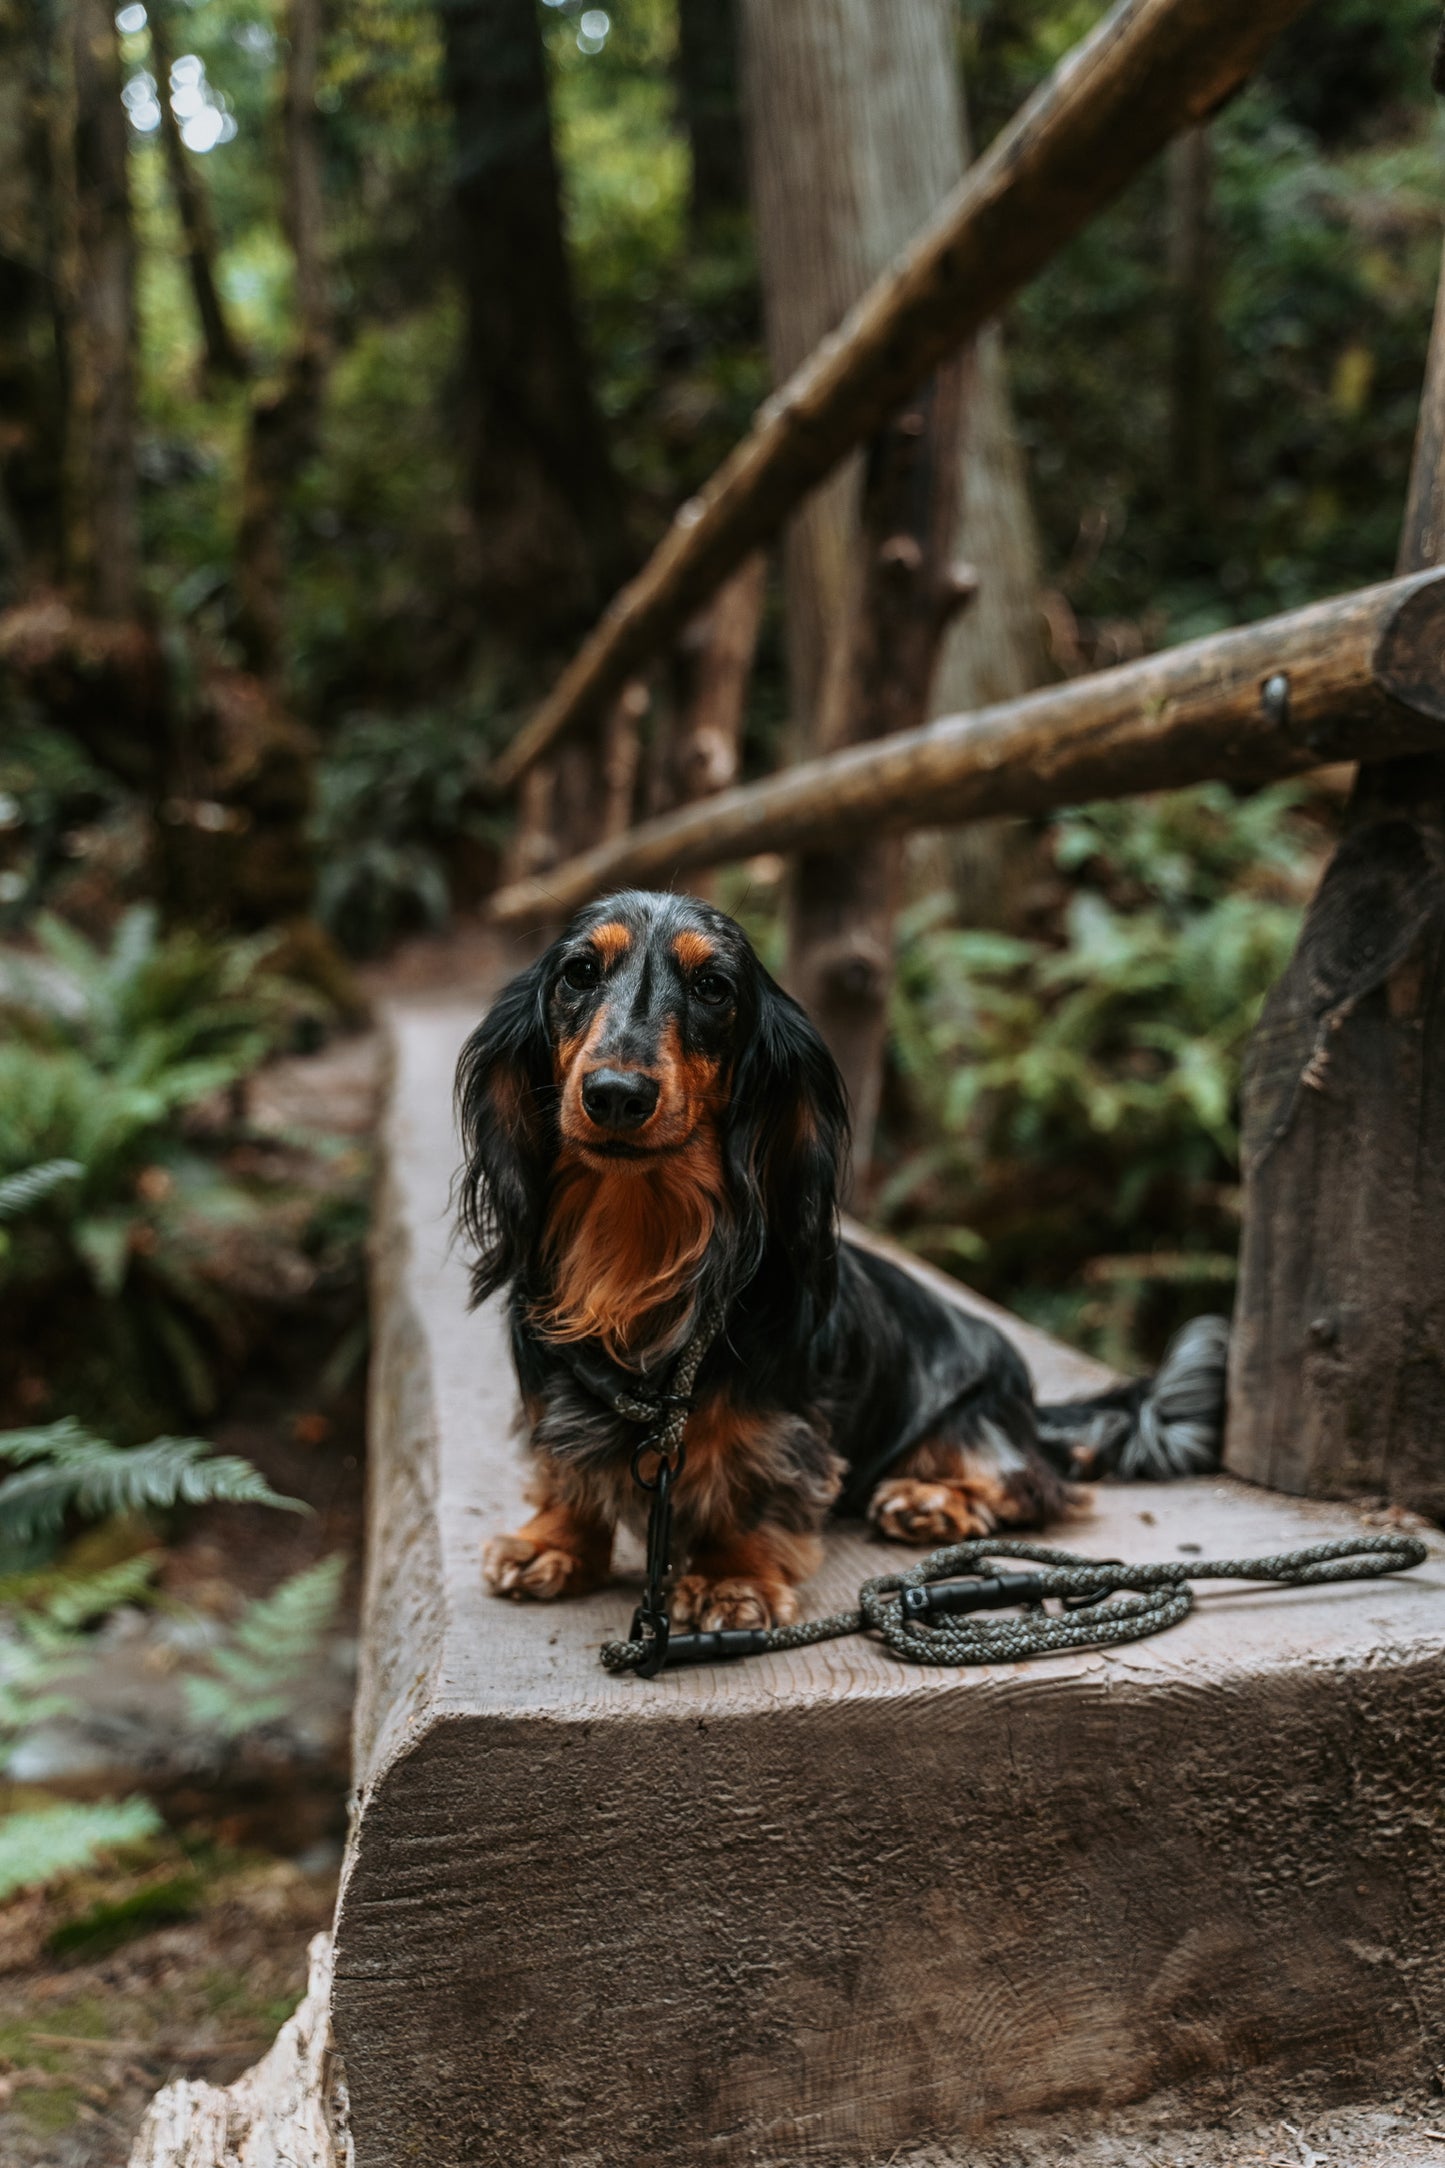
<box><xmin>738</xmin><ymin>0</ymin><xmax>1047</xmax><ymax>1168</ymax></box>
<box><xmin>437</xmin><ymin>0</ymin><xmax>626</xmax><ymax>648</ymax></box>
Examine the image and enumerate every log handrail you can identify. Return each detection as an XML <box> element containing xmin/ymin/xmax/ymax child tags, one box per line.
<box><xmin>487</xmin><ymin>0</ymin><xmax>1318</xmax><ymax>795</ymax></box>
<box><xmin>489</xmin><ymin>570</ymin><xmax>1445</xmax><ymax>925</ymax></box>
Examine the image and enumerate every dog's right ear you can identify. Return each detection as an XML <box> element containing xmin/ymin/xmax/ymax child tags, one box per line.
<box><xmin>454</xmin><ymin>953</ymin><xmax>554</xmax><ymax>1304</ymax></box>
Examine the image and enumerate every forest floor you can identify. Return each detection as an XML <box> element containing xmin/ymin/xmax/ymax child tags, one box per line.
<box><xmin>0</xmin><ymin>916</ymin><xmax>520</xmax><ymax>2168</ymax></box>
<box><xmin>0</xmin><ymin>1026</ymin><xmax>385</xmax><ymax>2168</ymax></box>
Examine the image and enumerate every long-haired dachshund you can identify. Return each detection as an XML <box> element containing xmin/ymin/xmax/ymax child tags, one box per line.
<box><xmin>456</xmin><ymin>890</ymin><xmax>1228</xmax><ymax>1631</ymax></box>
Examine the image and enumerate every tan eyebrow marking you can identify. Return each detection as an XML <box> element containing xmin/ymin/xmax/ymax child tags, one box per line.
<box><xmin>591</xmin><ymin>921</ymin><xmax>632</xmax><ymax>964</ymax></box>
<box><xmin>672</xmin><ymin>929</ymin><xmax>715</xmax><ymax>970</ymax></box>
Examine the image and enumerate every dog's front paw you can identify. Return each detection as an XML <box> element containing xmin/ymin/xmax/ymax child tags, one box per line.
<box><xmin>867</xmin><ymin>1476</ymin><xmax>996</xmax><ymax>1545</ymax></box>
<box><xmin>483</xmin><ymin>1533</ymin><xmax>600</xmax><ymax>1600</ymax></box>
<box><xmin>671</xmin><ymin>1574</ymin><xmax>801</xmax><ymax>1631</ymax></box>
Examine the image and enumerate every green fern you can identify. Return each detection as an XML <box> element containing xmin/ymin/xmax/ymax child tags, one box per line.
<box><xmin>0</xmin><ymin>915</ymin><xmax>349</xmax><ymax>1428</ymax></box>
<box><xmin>0</xmin><ymin>1160</ymin><xmax>82</xmax><ymax>1221</ymax></box>
<box><xmin>0</xmin><ymin>1554</ymin><xmax>159</xmax><ymax>1742</ymax></box>
<box><xmin>1</xmin><ymin>906</ymin><xmax>317</xmax><ymax>1078</ymax></box>
<box><xmin>0</xmin><ymin>1551</ymin><xmax>160</xmax><ymax>1630</ymax></box>
<box><xmin>0</xmin><ymin>1420</ymin><xmax>307</xmax><ymax>1550</ymax></box>
<box><xmin>0</xmin><ymin>1797</ymin><xmax>163</xmax><ymax>1903</ymax></box>
<box><xmin>182</xmin><ymin>1556</ymin><xmax>345</xmax><ymax>1739</ymax></box>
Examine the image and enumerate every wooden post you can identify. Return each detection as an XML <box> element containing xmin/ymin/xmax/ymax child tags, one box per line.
<box><xmin>499</xmin><ymin>685</ymin><xmax>647</xmax><ymax>939</ymax></box>
<box><xmin>650</xmin><ymin>556</ymin><xmax>765</xmax><ymax>897</ymax></box>
<box><xmin>788</xmin><ymin>361</ymin><xmax>975</xmax><ymax>1178</ymax></box>
<box><xmin>487</xmin><ymin>571</ymin><xmax>1445</xmax><ymax>926</ymax></box>
<box><xmin>1226</xmin><ymin>243</ymin><xmax>1445</xmax><ymax>1518</ymax></box>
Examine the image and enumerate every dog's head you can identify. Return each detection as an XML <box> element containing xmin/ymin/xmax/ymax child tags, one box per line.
<box><xmin>456</xmin><ymin>890</ymin><xmax>848</xmax><ymax>1357</ymax></box>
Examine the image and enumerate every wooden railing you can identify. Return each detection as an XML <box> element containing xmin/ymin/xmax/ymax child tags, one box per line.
<box><xmin>481</xmin><ymin>0</ymin><xmax>1445</xmax><ymax>1517</ymax></box>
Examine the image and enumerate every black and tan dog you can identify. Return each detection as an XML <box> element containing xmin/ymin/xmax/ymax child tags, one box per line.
<box><xmin>456</xmin><ymin>890</ymin><xmax>1227</xmax><ymax>1631</ymax></box>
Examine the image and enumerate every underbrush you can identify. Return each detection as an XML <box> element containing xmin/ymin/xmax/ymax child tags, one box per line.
<box><xmin>0</xmin><ymin>907</ymin><xmax>363</xmax><ymax>1437</ymax></box>
<box><xmin>0</xmin><ymin>910</ymin><xmax>364</xmax><ymax>1960</ymax></box>
<box><xmin>873</xmin><ymin>784</ymin><xmax>1326</xmax><ymax>1367</ymax></box>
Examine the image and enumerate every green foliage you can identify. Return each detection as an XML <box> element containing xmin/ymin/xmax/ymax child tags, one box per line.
<box><xmin>46</xmin><ymin>1870</ymin><xmax>205</xmax><ymax>1956</ymax></box>
<box><xmin>970</xmin><ymin>0</ymin><xmax>1442</xmax><ymax>650</ymax></box>
<box><xmin>0</xmin><ymin>722</ymin><xmax>122</xmax><ymax>927</ymax></box>
<box><xmin>880</xmin><ymin>786</ymin><xmax>1319</xmax><ymax>1362</ymax></box>
<box><xmin>0</xmin><ymin>1420</ymin><xmax>305</xmax><ymax>1558</ymax></box>
<box><xmin>181</xmin><ymin>1555</ymin><xmax>345</xmax><ymax>1739</ymax></box>
<box><xmin>314</xmin><ymin>706</ymin><xmax>507</xmax><ymax>956</ymax></box>
<box><xmin>0</xmin><ymin>1159</ymin><xmax>82</xmax><ymax>1223</ymax></box>
<box><xmin>0</xmin><ymin>1798</ymin><xmax>163</xmax><ymax>1905</ymax></box>
<box><xmin>0</xmin><ymin>912</ymin><xmax>334</xmax><ymax>1427</ymax></box>
<box><xmin>1</xmin><ymin>904</ymin><xmax>310</xmax><ymax>1075</ymax></box>
<box><xmin>0</xmin><ymin>1423</ymin><xmax>335</xmax><ymax>1898</ymax></box>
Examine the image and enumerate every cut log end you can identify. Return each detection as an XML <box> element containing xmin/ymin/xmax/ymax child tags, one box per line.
<box><xmin>126</xmin><ymin>1932</ymin><xmax>351</xmax><ymax>2168</ymax></box>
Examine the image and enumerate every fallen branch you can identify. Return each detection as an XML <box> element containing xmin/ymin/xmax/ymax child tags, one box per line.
<box><xmin>489</xmin><ymin>569</ymin><xmax>1445</xmax><ymax>924</ymax></box>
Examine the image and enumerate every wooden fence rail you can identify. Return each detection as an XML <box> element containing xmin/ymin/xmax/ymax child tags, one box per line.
<box><xmin>489</xmin><ymin>569</ymin><xmax>1445</xmax><ymax>926</ymax></box>
<box><xmin>487</xmin><ymin>0</ymin><xmax>1317</xmax><ymax>794</ymax></box>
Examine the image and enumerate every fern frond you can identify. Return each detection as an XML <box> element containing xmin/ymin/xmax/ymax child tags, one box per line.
<box><xmin>0</xmin><ymin>1797</ymin><xmax>162</xmax><ymax>1902</ymax></box>
<box><xmin>0</xmin><ymin>1424</ymin><xmax>308</xmax><ymax>1547</ymax></box>
<box><xmin>182</xmin><ymin>1555</ymin><xmax>344</xmax><ymax>1740</ymax></box>
<box><xmin>0</xmin><ymin>1160</ymin><xmax>83</xmax><ymax>1221</ymax></box>
<box><xmin>0</xmin><ymin>1552</ymin><xmax>159</xmax><ymax>1629</ymax></box>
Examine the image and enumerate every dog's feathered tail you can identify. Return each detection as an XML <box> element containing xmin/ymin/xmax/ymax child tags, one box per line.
<box><xmin>1034</xmin><ymin>1313</ymin><xmax>1230</xmax><ymax>1481</ymax></box>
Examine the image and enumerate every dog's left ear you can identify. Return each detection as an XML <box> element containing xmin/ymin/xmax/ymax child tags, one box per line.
<box><xmin>726</xmin><ymin>973</ymin><xmax>850</xmax><ymax>1331</ymax></box>
<box><xmin>454</xmin><ymin>953</ymin><xmax>554</xmax><ymax>1304</ymax></box>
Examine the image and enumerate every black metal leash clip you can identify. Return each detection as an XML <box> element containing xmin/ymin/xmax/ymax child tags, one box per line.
<box><xmin>899</xmin><ymin>1558</ymin><xmax>1124</xmax><ymax>1626</ymax></box>
<box><xmin>898</xmin><ymin>1568</ymin><xmax>1049</xmax><ymax>1624</ymax></box>
<box><xmin>629</xmin><ymin>1442</ymin><xmax>686</xmax><ymax>1679</ymax></box>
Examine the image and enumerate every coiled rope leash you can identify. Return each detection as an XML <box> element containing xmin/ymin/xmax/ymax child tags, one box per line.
<box><xmin>600</xmin><ymin>1530</ymin><xmax>1428</xmax><ymax>1678</ymax></box>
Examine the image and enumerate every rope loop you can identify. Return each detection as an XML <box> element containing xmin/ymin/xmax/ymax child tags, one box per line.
<box><xmin>600</xmin><ymin>1530</ymin><xmax>1428</xmax><ymax>1677</ymax></box>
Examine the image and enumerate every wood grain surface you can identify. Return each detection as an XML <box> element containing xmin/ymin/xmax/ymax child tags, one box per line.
<box><xmin>333</xmin><ymin>1000</ymin><xmax>1445</xmax><ymax>2168</ymax></box>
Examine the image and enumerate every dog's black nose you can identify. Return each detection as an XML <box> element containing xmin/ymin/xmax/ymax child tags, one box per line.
<box><xmin>581</xmin><ymin>1067</ymin><xmax>659</xmax><ymax>1132</ymax></box>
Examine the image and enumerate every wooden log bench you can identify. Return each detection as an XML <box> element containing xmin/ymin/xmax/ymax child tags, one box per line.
<box><xmin>332</xmin><ymin>996</ymin><xmax>1445</xmax><ymax>2168</ymax></box>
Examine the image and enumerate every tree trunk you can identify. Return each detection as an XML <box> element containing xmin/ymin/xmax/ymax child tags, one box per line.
<box><xmin>787</xmin><ymin>366</ymin><xmax>974</xmax><ymax>1166</ymax></box>
<box><xmin>235</xmin><ymin>0</ymin><xmax>330</xmax><ymax>679</ymax></box>
<box><xmin>676</xmin><ymin>0</ymin><xmax>748</xmax><ymax>235</ymax></box>
<box><xmin>1226</xmin><ymin>238</ymin><xmax>1445</xmax><ymax>1521</ymax></box>
<box><xmin>283</xmin><ymin>0</ymin><xmax>330</xmax><ymax>358</ymax></box>
<box><xmin>0</xmin><ymin>0</ymin><xmax>64</xmax><ymax>600</ymax></box>
<box><xmin>437</xmin><ymin>0</ymin><xmax>626</xmax><ymax>648</ymax></box>
<box><xmin>62</xmin><ymin>0</ymin><xmax>139</xmax><ymax>620</ymax></box>
<box><xmin>917</xmin><ymin>322</ymin><xmax>1049</xmax><ymax>931</ymax></box>
<box><xmin>1168</xmin><ymin>124</ymin><xmax>1216</xmax><ymax>534</ymax></box>
<box><xmin>739</xmin><ymin>0</ymin><xmax>1044</xmax><ymax>1166</ymax></box>
<box><xmin>149</xmin><ymin>0</ymin><xmax>250</xmax><ymax>386</ymax></box>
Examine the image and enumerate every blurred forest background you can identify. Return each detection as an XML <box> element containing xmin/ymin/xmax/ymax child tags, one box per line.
<box><xmin>0</xmin><ymin>0</ymin><xmax>1442</xmax><ymax>2156</ymax></box>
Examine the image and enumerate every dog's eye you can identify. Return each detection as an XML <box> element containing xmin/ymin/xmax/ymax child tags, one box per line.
<box><xmin>561</xmin><ymin>954</ymin><xmax>600</xmax><ymax>993</ymax></box>
<box><xmin>692</xmin><ymin>970</ymin><xmax>732</xmax><ymax>1007</ymax></box>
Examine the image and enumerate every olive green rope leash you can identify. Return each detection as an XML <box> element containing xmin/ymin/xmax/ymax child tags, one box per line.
<box><xmin>599</xmin><ymin>1532</ymin><xmax>1428</xmax><ymax>1677</ymax></box>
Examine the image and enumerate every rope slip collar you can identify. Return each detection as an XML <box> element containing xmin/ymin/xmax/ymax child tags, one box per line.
<box><xmin>586</xmin><ymin>1310</ymin><xmax>1429</xmax><ymax>1680</ymax></box>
